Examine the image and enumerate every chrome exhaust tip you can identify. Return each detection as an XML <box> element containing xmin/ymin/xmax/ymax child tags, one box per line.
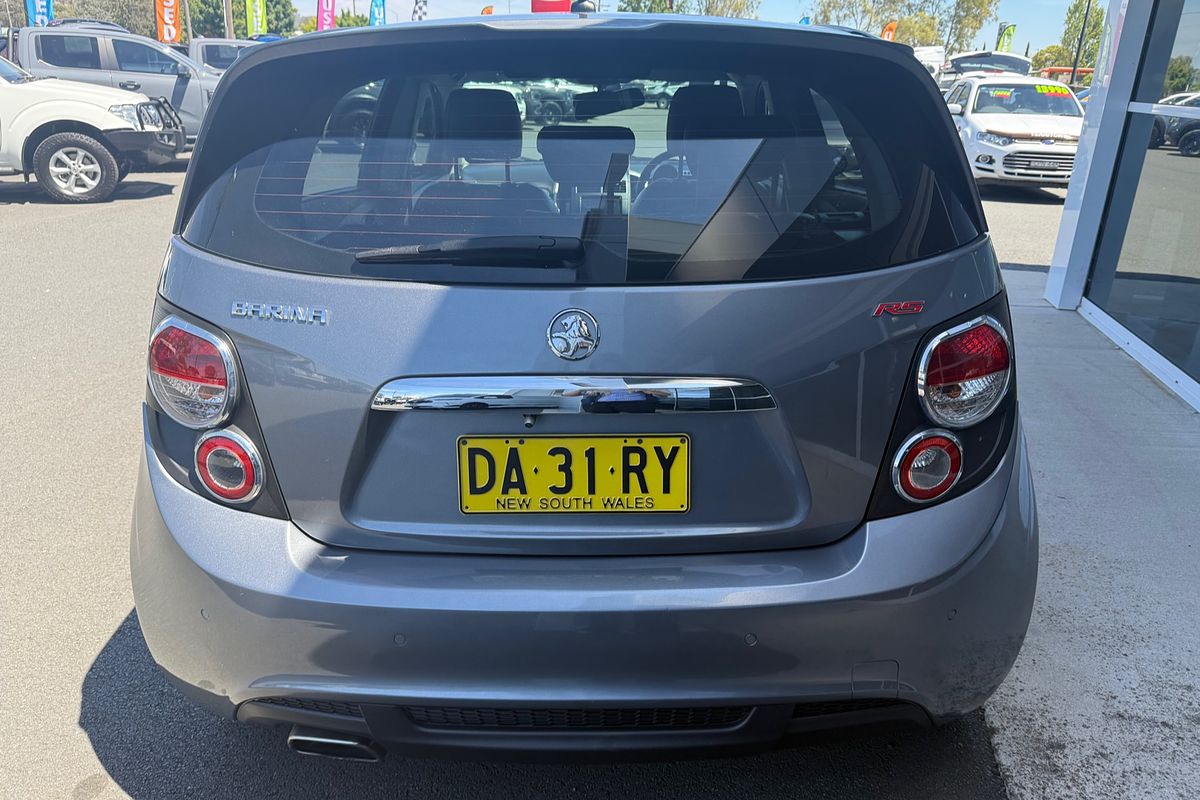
<box><xmin>287</xmin><ymin>725</ymin><xmax>385</xmax><ymax>763</ymax></box>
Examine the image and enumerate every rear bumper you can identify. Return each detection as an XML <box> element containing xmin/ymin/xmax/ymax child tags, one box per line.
<box><xmin>105</xmin><ymin>128</ymin><xmax>185</xmax><ymax>167</ymax></box>
<box><xmin>131</xmin><ymin>416</ymin><xmax>1037</xmax><ymax>758</ymax></box>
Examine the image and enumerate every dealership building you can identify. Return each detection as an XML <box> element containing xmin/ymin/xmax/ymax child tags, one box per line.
<box><xmin>1045</xmin><ymin>0</ymin><xmax>1200</xmax><ymax>410</ymax></box>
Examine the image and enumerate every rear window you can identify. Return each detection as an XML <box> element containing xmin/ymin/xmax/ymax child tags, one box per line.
<box><xmin>949</xmin><ymin>54</ymin><xmax>1031</xmax><ymax>75</ymax></box>
<box><xmin>37</xmin><ymin>35</ymin><xmax>102</xmax><ymax>70</ymax></box>
<box><xmin>182</xmin><ymin>32</ymin><xmax>982</xmax><ymax>285</ymax></box>
<box><xmin>202</xmin><ymin>43</ymin><xmax>243</xmax><ymax>70</ymax></box>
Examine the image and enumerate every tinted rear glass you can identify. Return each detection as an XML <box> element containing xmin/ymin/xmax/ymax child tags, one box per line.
<box><xmin>202</xmin><ymin>43</ymin><xmax>243</xmax><ymax>69</ymax></box>
<box><xmin>37</xmin><ymin>34</ymin><xmax>102</xmax><ymax>69</ymax></box>
<box><xmin>182</xmin><ymin>31</ymin><xmax>982</xmax><ymax>284</ymax></box>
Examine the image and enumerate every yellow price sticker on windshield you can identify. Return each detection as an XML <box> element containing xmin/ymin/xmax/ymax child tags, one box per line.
<box><xmin>1035</xmin><ymin>84</ymin><xmax>1071</xmax><ymax>96</ymax></box>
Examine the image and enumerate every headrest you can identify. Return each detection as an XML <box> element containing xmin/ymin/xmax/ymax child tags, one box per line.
<box><xmin>666</xmin><ymin>84</ymin><xmax>743</xmax><ymax>144</ymax></box>
<box><xmin>537</xmin><ymin>125</ymin><xmax>635</xmax><ymax>187</ymax></box>
<box><xmin>442</xmin><ymin>88</ymin><xmax>522</xmax><ymax>161</ymax></box>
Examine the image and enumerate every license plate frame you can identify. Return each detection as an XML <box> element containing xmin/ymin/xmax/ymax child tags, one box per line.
<box><xmin>456</xmin><ymin>434</ymin><xmax>691</xmax><ymax>514</ymax></box>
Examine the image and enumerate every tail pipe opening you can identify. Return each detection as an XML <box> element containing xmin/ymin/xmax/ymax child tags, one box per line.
<box><xmin>287</xmin><ymin>725</ymin><xmax>385</xmax><ymax>763</ymax></box>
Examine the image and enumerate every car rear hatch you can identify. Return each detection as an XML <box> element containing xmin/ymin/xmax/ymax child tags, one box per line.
<box><xmin>167</xmin><ymin>18</ymin><xmax>996</xmax><ymax>556</ymax></box>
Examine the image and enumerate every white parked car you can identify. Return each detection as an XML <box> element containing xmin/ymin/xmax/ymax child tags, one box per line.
<box><xmin>0</xmin><ymin>55</ymin><xmax>183</xmax><ymax>202</ymax></box>
<box><xmin>945</xmin><ymin>75</ymin><xmax>1083</xmax><ymax>187</ymax></box>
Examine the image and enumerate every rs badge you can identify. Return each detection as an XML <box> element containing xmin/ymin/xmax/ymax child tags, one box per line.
<box><xmin>874</xmin><ymin>301</ymin><xmax>925</xmax><ymax>317</ymax></box>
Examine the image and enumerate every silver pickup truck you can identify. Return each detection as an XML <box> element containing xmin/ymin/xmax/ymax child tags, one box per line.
<box><xmin>4</xmin><ymin>23</ymin><xmax>220</xmax><ymax>144</ymax></box>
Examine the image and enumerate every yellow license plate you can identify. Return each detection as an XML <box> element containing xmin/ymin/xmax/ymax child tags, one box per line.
<box><xmin>457</xmin><ymin>435</ymin><xmax>690</xmax><ymax>514</ymax></box>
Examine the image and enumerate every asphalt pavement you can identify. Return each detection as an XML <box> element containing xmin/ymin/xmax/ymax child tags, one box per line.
<box><xmin>2</xmin><ymin>167</ymin><xmax>1195</xmax><ymax>800</ymax></box>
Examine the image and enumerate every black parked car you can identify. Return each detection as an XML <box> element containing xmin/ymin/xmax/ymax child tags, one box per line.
<box><xmin>522</xmin><ymin>82</ymin><xmax>575</xmax><ymax>125</ymax></box>
<box><xmin>1164</xmin><ymin>95</ymin><xmax>1200</xmax><ymax>155</ymax></box>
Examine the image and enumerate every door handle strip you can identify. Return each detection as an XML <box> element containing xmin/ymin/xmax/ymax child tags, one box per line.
<box><xmin>371</xmin><ymin>376</ymin><xmax>776</xmax><ymax>414</ymax></box>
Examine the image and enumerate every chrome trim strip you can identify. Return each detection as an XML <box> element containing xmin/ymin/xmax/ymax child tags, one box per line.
<box><xmin>372</xmin><ymin>377</ymin><xmax>776</xmax><ymax>414</ymax></box>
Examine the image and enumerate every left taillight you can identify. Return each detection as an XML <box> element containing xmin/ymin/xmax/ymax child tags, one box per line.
<box><xmin>148</xmin><ymin>316</ymin><xmax>237</xmax><ymax>429</ymax></box>
<box><xmin>917</xmin><ymin>315</ymin><xmax>1011</xmax><ymax>429</ymax></box>
<box><xmin>194</xmin><ymin>429</ymin><xmax>263</xmax><ymax>503</ymax></box>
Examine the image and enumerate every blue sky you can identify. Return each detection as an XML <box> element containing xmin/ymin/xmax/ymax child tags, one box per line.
<box><xmin>318</xmin><ymin>0</ymin><xmax>1076</xmax><ymax>55</ymax></box>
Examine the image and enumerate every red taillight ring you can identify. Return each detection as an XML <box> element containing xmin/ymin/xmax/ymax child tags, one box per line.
<box><xmin>148</xmin><ymin>315</ymin><xmax>239</xmax><ymax>430</ymax></box>
<box><xmin>916</xmin><ymin>314</ymin><xmax>1011</xmax><ymax>429</ymax></box>
<box><xmin>892</xmin><ymin>429</ymin><xmax>964</xmax><ymax>503</ymax></box>
<box><xmin>194</xmin><ymin>429</ymin><xmax>263</xmax><ymax>504</ymax></box>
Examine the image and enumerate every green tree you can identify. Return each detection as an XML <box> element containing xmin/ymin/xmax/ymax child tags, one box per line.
<box><xmin>618</xmin><ymin>0</ymin><xmax>690</xmax><ymax>11</ymax></box>
<box><xmin>1163</xmin><ymin>55</ymin><xmax>1199</xmax><ymax>95</ymax></box>
<box><xmin>336</xmin><ymin>7</ymin><xmax>368</xmax><ymax>26</ymax></box>
<box><xmin>188</xmin><ymin>0</ymin><xmax>229</xmax><ymax>38</ymax></box>
<box><xmin>690</xmin><ymin>0</ymin><xmax>760</xmax><ymax>17</ymax></box>
<box><xmin>52</xmin><ymin>0</ymin><xmax>155</xmax><ymax>37</ymax></box>
<box><xmin>189</xmin><ymin>0</ymin><xmax>296</xmax><ymax>39</ymax></box>
<box><xmin>266</xmin><ymin>0</ymin><xmax>298</xmax><ymax>34</ymax></box>
<box><xmin>1058</xmin><ymin>0</ymin><xmax>1104</xmax><ymax>69</ymax></box>
<box><xmin>940</xmin><ymin>0</ymin><xmax>1000</xmax><ymax>53</ymax></box>
<box><xmin>1031</xmin><ymin>43</ymin><xmax>1073</xmax><ymax>72</ymax></box>
<box><xmin>810</xmin><ymin>0</ymin><xmax>901</xmax><ymax>34</ymax></box>
<box><xmin>894</xmin><ymin>11</ymin><xmax>940</xmax><ymax>45</ymax></box>
<box><xmin>809</xmin><ymin>0</ymin><xmax>998</xmax><ymax>51</ymax></box>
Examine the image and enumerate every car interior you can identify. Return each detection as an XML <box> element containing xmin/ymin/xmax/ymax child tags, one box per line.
<box><xmin>251</xmin><ymin>72</ymin><xmax>891</xmax><ymax>281</ymax></box>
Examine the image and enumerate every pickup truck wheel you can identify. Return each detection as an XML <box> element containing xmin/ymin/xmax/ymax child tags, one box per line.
<box><xmin>33</xmin><ymin>132</ymin><xmax>120</xmax><ymax>203</ymax></box>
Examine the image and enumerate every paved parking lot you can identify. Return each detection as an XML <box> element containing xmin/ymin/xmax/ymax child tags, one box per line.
<box><xmin>3</xmin><ymin>166</ymin><xmax>1195</xmax><ymax>799</ymax></box>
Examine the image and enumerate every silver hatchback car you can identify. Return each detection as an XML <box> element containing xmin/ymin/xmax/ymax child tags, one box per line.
<box><xmin>132</xmin><ymin>15</ymin><xmax>1037</xmax><ymax>762</ymax></box>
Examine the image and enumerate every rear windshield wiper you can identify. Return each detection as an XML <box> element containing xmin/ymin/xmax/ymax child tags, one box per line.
<box><xmin>354</xmin><ymin>236</ymin><xmax>583</xmax><ymax>266</ymax></box>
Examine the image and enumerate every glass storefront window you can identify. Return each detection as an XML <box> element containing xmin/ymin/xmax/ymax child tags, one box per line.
<box><xmin>1139</xmin><ymin>0</ymin><xmax>1200</xmax><ymax>101</ymax></box>
<box><xmin>1086</xmin><ymin>116</ymin><xmax>1200</xmax><ymax>382</ymax></box>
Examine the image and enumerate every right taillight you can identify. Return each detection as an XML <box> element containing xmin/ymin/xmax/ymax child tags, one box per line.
<box><xmin>917</xmin><ymin>316</ymin><xmax>1010</xmax><ymax>429</ymax></box>
<box><xmin>148</xmin><ymin>316</ymin><xmax>237</xmax><ymax>429</ymax></box>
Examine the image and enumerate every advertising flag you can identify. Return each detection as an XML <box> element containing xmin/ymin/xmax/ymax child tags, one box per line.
<box><xmin>317</xmin><ymin>0</ymin><xmax>337</xmax><ymax>29</ymax></box>
<box><xmin>369</xmin><ymin>0</ymin><xmax>386</xmax><ymax>25</ymax></box>
<box><xmin>480</xmin><ymin>4</ymin><xmax>493</xmax><ymax>12</ymax></box>
<box><xmin>531</xmin><ymin>0</ymin><xmax>570</xmax><ymax>10</ymax></box>
<box><xmin>798</xmin><ymin>15</ymin><xmax>810</xmax><ymax>24</ymax></box>
<box><xmin>24</xmin><ymin>0</ymin><xmax>53</xmax><ymax>26</ymax></box>
<box><xmin>156</xmin><ymin>0</ymin><xmax>182</xmax><ymax>42</ymax></box>
<box><xmin>880</xmin><ymin>20</ymin><xmax>896</xmax><ymax>41</ymax></box>
<box><xmin>996</xmin><ymin>22</ymin><xmax>1016</xmax><ymax>52</ymax></box>
<box><xmin>246</xmin><ymin>0</ymin><xmax>267</xmax><ymax>35</ymax></box>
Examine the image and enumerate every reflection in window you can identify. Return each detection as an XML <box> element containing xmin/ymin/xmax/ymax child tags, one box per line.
<box><xmin>1087</xmin><ymin>123</ymin><xmax>1200</xmax><ymax>382</ymax></box>
<box><xmin>1148</xmin><ymin>0</ymin><xmax>1200</xmax><ymax>100</ymax></box>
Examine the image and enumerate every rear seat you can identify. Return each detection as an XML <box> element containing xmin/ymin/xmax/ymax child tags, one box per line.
<box><xmin>410</xmin><ymin>88</ymin><xmax>556</xmax><ymax>236</ymax></box>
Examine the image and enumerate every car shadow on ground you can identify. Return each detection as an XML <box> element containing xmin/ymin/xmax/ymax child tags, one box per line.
<box><xmin>79</xmin><ymin>611</ymin><xmax>1007</xmax><ymax>800</ymax></box>
<box><xmin>0</xmin><ymin>177</ymin><xmax>177</xmax><ymax>205</ymax></box>
<box><xmin>977</xmin><ymin>185</ymin><xmax>1066</xmax><ymax>205</ymax></box>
